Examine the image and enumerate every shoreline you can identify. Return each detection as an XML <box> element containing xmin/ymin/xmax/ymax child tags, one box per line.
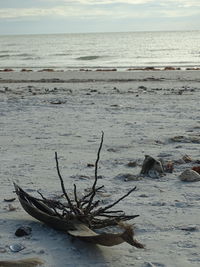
<box><xmin>1</xmin><ymin>66</ymin><xmax>200</xmax><ymax>73</ymax></box>
<box><xmin>0</xmin><ymin>69</ymin><xmax>200</xmax><ymax>83</ymax></box>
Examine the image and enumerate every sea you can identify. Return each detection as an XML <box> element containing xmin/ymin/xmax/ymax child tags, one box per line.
<box><xmin>0</xmin><ymin>31</ymin><xmax>199</xmax><ymax>71</ymax></box>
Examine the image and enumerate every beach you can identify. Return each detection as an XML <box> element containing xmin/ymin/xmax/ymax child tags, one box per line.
<box><xmin>0</xmin><ymin>69</ymin><xmax>200</xmax><ymax>267</ymax></box>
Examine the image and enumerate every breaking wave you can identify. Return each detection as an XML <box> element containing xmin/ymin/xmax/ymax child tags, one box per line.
<box><xmin>76</xmin><ymin>56</ymin><xmax>101</xmax><ymax>60</ymax></box>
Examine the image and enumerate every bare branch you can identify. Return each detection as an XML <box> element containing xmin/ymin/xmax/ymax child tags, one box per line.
<box><xmin>73</xmin><ymin>184</ymin><xmax>79</xmax><ymax>208</ymax></box>
<box><xmin>85</xmin><ymin>131</ymin><xmax>104</xmax><ymax>213</ymax></box>
<box><xmin>81</xmin><ymin>185</ymin><xmax>104</xmax><ymax>202</ymax></box>
<box><xmin>55</xmin><ymin>152</ymin><xmax>76</xmax><ymax>214</ymax></box>
<box><xmin>94</xmin><ymin>186</ymin><xmax>137</xmax><ymax>215</ymax></box>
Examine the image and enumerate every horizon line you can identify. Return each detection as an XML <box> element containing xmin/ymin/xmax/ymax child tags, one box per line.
<box><xmin>0</xmin><ymin>29</ymin><xmax>199</xmax><ymax>37</ymax></box>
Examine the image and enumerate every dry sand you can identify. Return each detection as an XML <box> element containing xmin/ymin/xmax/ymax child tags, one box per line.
<box><xmin>0</xmin><ymin>70</ymin><xmax>200</xmax><ymax>266</ymax></box>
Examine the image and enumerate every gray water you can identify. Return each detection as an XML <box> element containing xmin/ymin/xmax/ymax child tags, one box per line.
<box><xmin>0</xmin><ymin>31</ymin><xmax>199</xmax><ymax>70</ymax></box>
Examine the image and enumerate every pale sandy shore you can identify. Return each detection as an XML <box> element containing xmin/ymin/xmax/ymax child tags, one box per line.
<box><xmin>0</xmin><ymin>70</ymin><xmax>200</xmax><ymax>267</ymax></box>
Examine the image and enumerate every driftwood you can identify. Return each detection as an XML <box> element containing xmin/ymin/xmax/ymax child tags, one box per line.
<box><xmin>14</xmin><ymin>132</ymin><xmax>144</xmax><ymax>248</ymax></box>
<box><xmin>0</xmin><ymin>258</ymin><xmax>44</xmax><ymax>267</ymax></box>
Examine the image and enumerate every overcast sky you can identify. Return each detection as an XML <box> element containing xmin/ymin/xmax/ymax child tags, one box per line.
<box><xmin>0</xmin><ymin>0</ymin><xmax>200</xmax><ymax>35</ymax></box>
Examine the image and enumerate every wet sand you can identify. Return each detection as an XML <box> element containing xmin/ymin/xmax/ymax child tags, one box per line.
<box><xmin>0</xmin><ymin>70</ymin><xmax>200</xmax><ymax>266</ymax></box>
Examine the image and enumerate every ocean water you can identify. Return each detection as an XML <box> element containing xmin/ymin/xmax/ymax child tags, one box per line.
<box><xmin>0</xmin><ymin>31</ymin><xmax>199</xmax><ymax>70</ymax></box>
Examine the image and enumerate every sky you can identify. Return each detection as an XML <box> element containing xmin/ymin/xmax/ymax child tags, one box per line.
<box><xmin>0</xmin><ymin>0</ymin><xmax>200</xmax><ymax>35</ymax></box>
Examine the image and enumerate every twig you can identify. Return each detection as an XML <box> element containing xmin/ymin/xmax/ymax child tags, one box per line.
<box><xmin>37</xmin><ymin>190</ymin><xmax>63</xmax><ymax>218</ymax></box>
<box><xmin>96</xmin><ymin>214</ymin><xmax>139</xmax><ymax>219</ymax></box>
<box><xmin>92</xmin><ymin>215</ymin><xmax>139</xmax><ymax>228</ymax></box>
<box><xmin>93</xmin><ymin>186</ymin><xmax>137</xmax><ymax>215</ymax></box>
<box><xmin>55</xmin><ymin>152</ymin><xmax>76</xmax><ymax>214</ymax></box>
<box><xmin>85</xmin><ymin>132</ymin><xmax>104</xmax><ymax>213</ymax></box>
<box><xmin>81</xmin><ymin>185</ymin><xmax>104</xmax><ymax>202</ymax></box>
<box><xmin>102</xmin><ymin>210</ymin><xmax>124</xmax><ymax>214</ymax></box>
<box><xmin>73</xmin><ymin>184</ymin><xmax>79</xmax><ymax>208</ymax></box>
<box><xmin>85</xmin><ymin>200</ymin><xmax>100</xmax><ymax>213</ymax></box>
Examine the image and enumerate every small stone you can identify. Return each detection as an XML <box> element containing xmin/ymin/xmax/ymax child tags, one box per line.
<box><xmin>179</xmin><ymin>169</ymin><xmax>200</xmax><ymax>182</ymax></box>
<box><xmin>138</xmin><ymin>85</ymin><xmax>147</xmax><ymax>90</ymax></box>
<box><xmin>127</xmin><ymin>161</ymin><xmax>137</xmax><ymax>167</ymax></box>
<box><xmin>179</xmin><ymin>225</ymin><xmax>198</xmax><ymax>231</ymax></box>
<box><xmin>87</xmin><ymin>163</ymin><xmax>94</xmax><ymax>167</ymax></box>
<box><xmin>50</xmin><ymin>99</ymin><xmax>66</xmax><ymax>105</ymax></box>
<box><xmin>192</xmin><ymin>166</ymin><xmax>200</xmax><ymax>174</ymax></box>
<box><xmin>0</xmin><ymin>247</ymin><xmax>6</xmax><ymax>253</ymax></box>
<box><xmin>15</xmin><ymin>226</ymin><xmax>32</xmax><ymax>237</ymax></box>
<box><xmin>7</xmin><ymin>204</ymin><xmax>17</xmax><ymax>211</ymax></box>
<box><xmin>139</xmin><ymin>194</ymin><xmax>148</xmax><ymax>198</ymax></box>
<box><xmin>38</xmin><ymin>249</ymin><xmax>45</xmax><ymax>254</ymax></box>
<box><xmin>164</xmin><ymin>161</ymin><xmax>174</xmax><ymax>173</ymax></box>
<box><xmin>182</xmin><ymin>154</ymin><xmax>193</xmax><ymax>163</ymax></box>
<box><xmin>9</xmin><ymin>243</ymin><xmax>25</xmax><ymax>252</ymax></box>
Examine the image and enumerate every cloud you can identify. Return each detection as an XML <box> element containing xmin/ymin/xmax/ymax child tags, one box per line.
<box><xmin>0</xmin><ymin>6</ymin><xmax>148</xmax><ymax>20</ymax></box>
<box><xmin>47</xmin><ymin>0</ymin><xmax>200</xmax><ymax>6</ymax></box>
<box><xmin>42</xmin><ymin>0</ymin><xmax>154</xmax><ymax>4</ymax></box>
<box><xmin>169</xmin><ymin>0</ymin><xmax>200</xmax><ymax>7</ymax></box>
<box><xmin>0</xmin><ymin>0</ymin><xmax>199</xmax><ymax>21</ymax></box>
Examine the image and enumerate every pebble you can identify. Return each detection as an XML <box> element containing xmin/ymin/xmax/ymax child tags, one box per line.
<box><xmin>0</xmin><ymin>247</ymin><xmax>6</xmax><ymax>253</ymax></box>
<box><xmin>179</xmin><ymin>225</ymin><xmax>198</xmax><ymax>231</ymax></box>
<box><xmin>179</xmin><ymin>169</ymin><xmax>200</xmax><ymax>182</ymax></box>
<box><xmin>15</xmin><ymin>226</ymin><xmax>32</xmax><ymax>237</ymax></box>
<box><xmin>139</xmin><ymin>194</ymin><xmax>148</xmax><ymax>198</ymax></box>
<box><xmin>127</xmin><ymin>161</ymin><xmax>137</xmax><ymax>167</ymax></box>
<box><xmin>9</xmin><ymin>243</ymin><xmax>25</xmax><ymax>252</ymax></box>
<box><xmin>7</xmin><ymin>204</ymin><xmax>17</xmax><ymax>211</ymax></box>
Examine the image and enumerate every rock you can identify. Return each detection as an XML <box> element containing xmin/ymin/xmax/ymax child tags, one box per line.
<box><xmin>164</xmin><ymin>161</ymin><xmax>174</xmax><ymax>173</ymax></box>
<box><xmin>192</xmin><ymin>166</ymin><xmax>200</xmax><ymax>174</ymax></box>
<box><xmin>0</xmin><ymin>247</ymin><xmax>6</xmax><ymax>253</ymax></box>
<box><xmin>87</xmin><ymin>163</ymin><xmax>94</xmax><ymax>167</ymax></box>
<box><xmin>15</xmin><ymin>226</ymin><xmax>32</xmax><ymax>237</ymax></box>
<box><xmin>179</xmin><ymin>169</ymin><xmax>200</xmax><ymax>182</ymax></box>
<box><xmin>139</xmin><ymin>194</ymin><xmax>148</xmax><ymax>198</ymax></box>
<box><xmin>50</xmin><ymin>99</ymin><xmax>66</xmax><ymax>105</ymax></box>
<box><xmin>138</xmin><ymin>85</ymin><xmax>147</xmax><ymax>90</ymax></box>
<box><xmin>7</xmin><ymin>204</ymin><xmax>17</xmax><ymax>211</ymax></box>
<box><xmin>179</xmin><ymin>225</ymin><xmax>198</xmax><ymax>231</ymax></box>
<box><xmin>126</xmin><ymin>161</ymin><xmax>137</xmax><ymax>167</ymax></box>
<box><xmin>182</xmin><ymin>154</ymin><xmax>193</xmax><ymax>163</ymax></box>
<box><xmin>9</xmin><ymin>243</ymin><xmax>25</xmax><ymax>252</ymax></box>
<box><xmin>107</xmin><ymin>147</ymin><xmax>119</xmax><ymax>152</ymax></box>
<box><xmin>140</xmin><ymin>155</ymin><xmax>164</xmax><ymax>177</ymax></box>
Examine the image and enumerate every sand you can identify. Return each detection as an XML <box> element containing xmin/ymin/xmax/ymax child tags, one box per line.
<box><xmin>0</xmin><ymin>70</ymin><xmax>200</xmax><ymax>266</ymax></box>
